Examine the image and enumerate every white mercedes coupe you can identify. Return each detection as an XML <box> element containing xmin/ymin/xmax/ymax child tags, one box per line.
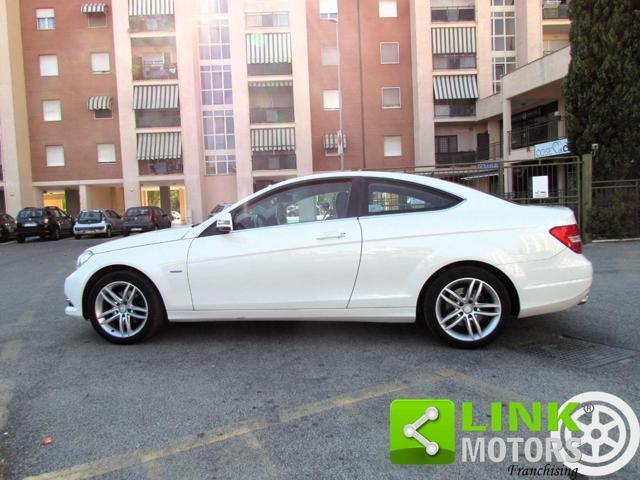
<box><xmin>64</xmin><ymin>172</ymin><xmax>592</xmax><ymax>348</ymax></box>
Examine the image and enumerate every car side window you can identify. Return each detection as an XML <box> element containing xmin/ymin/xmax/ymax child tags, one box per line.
<box><xmin>365</xmin><ymin>180</ymin><xmax>461</xmax><ymax>215</ymax></box>
<box><xmin>234</xmin><ymin>181</ymin><xmax>352</xmax><ymax>230</ymax></box>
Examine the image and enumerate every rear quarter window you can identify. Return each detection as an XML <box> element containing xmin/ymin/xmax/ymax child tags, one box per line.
<box><xmin>366</xmin><ymin>180</ymin><xmax>462</xmax><ymax>215</ymax></box>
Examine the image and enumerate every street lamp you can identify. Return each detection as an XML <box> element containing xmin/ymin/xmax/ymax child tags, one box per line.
<box><xmin>325</xmin><ymin>16</ymin><xmax>344</xmax><ymax>171</ymax></box>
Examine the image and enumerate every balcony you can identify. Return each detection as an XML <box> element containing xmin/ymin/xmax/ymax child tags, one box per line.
<box><xmin>435</xmin><ymin>100</ymin><xmax>476</xmax><ymax>118</ymax></box>
<box><xmin>131</xmin><ymin>38</ymin><xmax>177</xmax><ymax>80</ymax></box>
<box><xmin>477</xmin><ymin>142</ymin><xmax>503</xmax><ymax>161</ymax></box>
<box><xmin>431</xmin><ymin>7</ymin><xmax>475</xmax><ymax>22</ymax></box>
<box><xmin>135</xmin><ymin>110</ymin><xmax>181</xmax><ymax>129</ymax></box>
<box><xmin>435</xmin><ymin>151</ymin><xmax>477</xmax><ymax>166</ymax></box>
<box><xmin>542</xmin><ymin>1</ymin><xmax>570</xmax><ymax>20</ymax></box>
<box><xmin>250</xmin><ymin>107</ymin><xmax>294</xmax><ymax>124</ymax></box>
<box><xmin>252</xmin><ymin>153</ymin><xmax>297</xmax><ymax>171</ymax></box>
<box><xmin>138</xmin><ymin>159</ymin><xmax>183</xmax><ymax>176</ymax></box>
<box><xmin>433</xmin><ymin>54</ymin><xmax>477</xmax><ymax>70</ymax></box>
<box><xmin>510</xmin><ymin>118</ymin><xmax>565</xmax><ymax>150</ymax></box>
<box><xmin>129</xmin><ymin>15</ymin><xmax>175</xmax><ymax>33</ymax></box>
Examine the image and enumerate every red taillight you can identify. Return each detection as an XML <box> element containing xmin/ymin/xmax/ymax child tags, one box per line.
<box><xmin>550</xmin><ymin>224</ymin><xmax>582</xmax><ymax>254</ymax></box>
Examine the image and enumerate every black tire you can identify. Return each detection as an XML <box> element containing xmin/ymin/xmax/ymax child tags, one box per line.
<box><xmin>153</xmin><ymin>224</ymin><xmax>158</xmax><ymax>231</ymax></box>
<box><xmin>75</xmin><ymin>235</ymin><xmax>82</xmax><ymax>240</ymax></box>
<box><xmin>422</xmin><ymin>266</ymin><xmax>512</xmax><ymax>349</ymax></box>
<box><xmin>105</xmin><ymin>227</ymin><xmax>112</xmax><ymax>238</ymax></box>
<box><xmin>123</xmin><ymin>231</ymin><xmax>129</xmax><ymax>237</ymax></box>
<box><xmin>1</xmin><ymin>229</ymin><xmax>8</xmax><ymax>242</ymax></box>
<box><xmin>16</xmin><ymin>234</ymin><xmax>25</xmax><ymax>244</ymax></box>
<box><xmin>51</xmin><ymin>227</ymin><xmax>60</xmax><ymax>241</ymax></box>
<box><xmin>87</xmin><ymin>270</ymin><xmax>165</xmax><ymax>345</ymax></box>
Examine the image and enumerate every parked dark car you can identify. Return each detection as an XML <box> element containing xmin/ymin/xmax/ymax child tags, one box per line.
<box><xmin>74</xmin><ymin>209</ymin><xmax>123</xmax><ymax>239</ymax></box>
<box><xmin>0</xmin><ymin>213</ymin><xmax>17</xmax><ymax>241</ymax></box>
<box><xmin>208</xmin><ymin>203</ymin><xmax>233</xmax><ymax>218</ymax></box>
<box><xmin>16</xmin><ymin>207</ymin><xmax>74</xmax><ymax>242</ymax></box>
<box><xmin>122</xmin><ymin>206</ymin><xmax>171</xmax><ymax>236</ymax></box>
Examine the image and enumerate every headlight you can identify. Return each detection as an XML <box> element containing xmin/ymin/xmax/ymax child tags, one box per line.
<box><xmin>76</xmin><ymin>250</ymin><xmax>94</xmax><ymax>269</ymax></box>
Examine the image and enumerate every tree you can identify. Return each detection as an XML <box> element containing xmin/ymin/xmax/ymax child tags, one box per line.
<box><xmin>563</xmin><ymin>0</ymin><xmax>640</xmax><ymax>180</ymax></box>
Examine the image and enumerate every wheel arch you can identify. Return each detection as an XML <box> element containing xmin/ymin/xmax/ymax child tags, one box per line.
<box><xmin>416</xmin><ymin>260</ymin><xmax>520</xmax><ymax>322</ymax></box>
<box><xmin>81</xmin><ymin>264</ymin><xmax>166</xmax><ymax>320</ymax></box>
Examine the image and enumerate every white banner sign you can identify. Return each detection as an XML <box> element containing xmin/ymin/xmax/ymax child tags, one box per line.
<box><xmin>532</xmin><ymin>176</ymin><xmax>549</xmax><ymax>199</ymax></box>
<box><xmin>534</xmin><ymin>138</ymin><xmax>569</xmax><ymax>158</ymax></box>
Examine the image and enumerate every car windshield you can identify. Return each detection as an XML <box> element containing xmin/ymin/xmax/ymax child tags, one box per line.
<box><xmin>78</xmin><ymin>211</ymin><xmax>102</xmax><ymax>222</ymax></box>
<box><xmin>126</xmin><ymin>208</ymin><xmax>150</xmax><ymax>216</ymax></box>
<box><xmin>17</xmin><ymin>209</ymin><xmax>44</xmax><ymax>219</ymax></box>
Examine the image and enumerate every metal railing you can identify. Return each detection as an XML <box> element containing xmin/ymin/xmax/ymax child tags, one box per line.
<box><xmin>542</xmin><ymin>1</ymin><xmax>570</xmax><ymax>19</ymax></box>
<box><xmin>129</xmin><ymin>16</ymin><xmax>175</xmax><ymax>33</ymax></box>
<box><xmin>250</xmin><ymin>107</ymin><xmax>295</xmax><ymax>124</ymax></box>
<box><xmin>435</xmin><ymin>151</ymin><xmax>477</xmax><ymax>166</ymax></box>
<box><xmin>431</xmin><ymin>7</ymin><xmax>475</xmax><ymax>22</ymax></box>
<box><xmin>590</xmin><ymin>179</ymin><xmax>640</xmax><ymax>238</ymax></box>
<box><xmin>509</xmin><ymin>118</ymin><xmax>564</xmax><ymax>150</ymax></box>
<box><xmin>132</xmin><ymin>57</ymin><xmax>178</xmax><ymax>80</ymax></box>
<box><xmin>434</xmin><ymin>102</ymin><xmax>476</xmax><ymax>118</ymax></box>
<box><xmin>477</xmin><ymin>142</ymin><xmax>503</xmax><ymax>161</ymax></box>
<box><xmin>138</xmin><ymin>159</ymin><xmax>183</xmax><ymax>176</ymax></box>
<box><xmin>252</xmin><ymin>154</ymin><xmax>297</xmax><ymax>171</ymax></box>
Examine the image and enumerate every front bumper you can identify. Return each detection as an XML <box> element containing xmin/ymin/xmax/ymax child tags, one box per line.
<box><xmin>64</xmin><ymin>269</ymin><xmax>87</xmax><ymax>319</ymax></box>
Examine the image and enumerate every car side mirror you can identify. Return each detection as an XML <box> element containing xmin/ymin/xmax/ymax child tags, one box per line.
<box><xmin>216</xmin><ymin>212</ymin><xmax>233</xmax><ymax>234</ymax></box>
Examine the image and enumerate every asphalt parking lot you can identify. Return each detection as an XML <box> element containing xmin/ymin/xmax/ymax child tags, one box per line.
<box><xmin>0</xmin><ymin>236</ymin><xmax>638</xmax><ymax>479</ymax></box>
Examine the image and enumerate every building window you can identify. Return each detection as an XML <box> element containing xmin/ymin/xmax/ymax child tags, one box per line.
<box><xmin>202</xmin><ymin>109</ymin><xmax>235</xmax><ymax>150</ymax></box>
<box><xmin>205</xmin><ymin>154</ymin><xmax>236</xmax><ymax>175</ymax></box>
<box><xmin>202</xmin><ymin>0</ymin><xmax>229</xmax><ymax>14</ymax></box>
<box><xmin>491</xmin><ymin>0</ymin><xmax>514</xmax><ymax>5</ymax></box>
<box><xmin>46</xmin><ymin>145</ymin><xmax>64</xmax><ymax>167</ymax></box>
<box><xmin>434</xmin><ymin>100</ymin><xmax>476</xmax><ymax>117</ymax></box>
<box><xmin>42</xmin><ymin>100</ymin><xmax>61</xmax><ymax>122</ymax></box>
<box><xmin>323</xmin><ymin>90</ymin><xmax>340</xmax><ymax>110</ymax></box>
<box><xmin>382</xmin><ymin>87</ymin><xmax>401</xmax><ymax>108</ymax></box>
<box><xmin>384</xmin><ymin>136</ymin><xmax>402</xmax><ymax>157</ymax></box>
<box><xmin>39</xmin><ymin>55</ymin><xmax>58</xmax><ymax>77</ymax></box>
<box><xmin>91</xmin><ymin>53</ymin><xmax>110</xmax><ymax>74</ymax></box>
<box><xmin>88</xmin><ymin>12</ymin><xmax>107</xmax><ymax>28</ymax></box>
<box><xmin>380</xmin><ymin>42</ymin><xmax>399</xmax><ymax>64</ymax></box>
<box><xmin>199</xmin><ymin>20</ymin><xmax>230</xmax><ymax>61</ymax></box>
<box><xmin>379</xmin><ymin>0</ymin><xmax>397</xmax><ymax>18</ymax></box>
<box><xmin>36</xmin><ymin>9</ymin><xmax>55</xmax><ymax>30</ymax></box>
<box><xmin>435</xmin><ymin>135</ymin><xmax>457</xmax><ymax>153</ymax></box>
<box><xmin>543</xmin><ymin>39</ymin><xmax>570</xmax><ymax>55</ymax></box>
<box><xmin>319</xmin><ymin>0</ymin><xmax>338</xmax><ymax>20</ymax></box>
<box><xmin>97</xmin><ymin>144</ymin><xmax>116</xmax><ymax>163</ymax></box>
<box><xmin>94</xmin><ymin>109</ymin><xmax>113</xmax><ymax>119</ymax></box>
<box><xmin>321</xmin><ymin>44</ymin><xmax>338</xmax><ymax>66</ymax></box>
<box><xmin>432</xmin><ymin>54</ymin><xmax>476</xmax><ymax>70</ymax></box>
<box><xmin>492</xmin><ymin>55</ymin><xmax>516</xmax><ymax>93</ymax></box>
<box><xmin>201</xmin><ymin>65</ymin><xmax>233</xmax><ymax>105</ymax></box>
<box><xmin>246</xmin><ymin>12</ymin><xmax>289</xmax><ymax>28</ymax></box>
<box><xmin>491</xmin><ymin>11</ymin><xmax>516</xmax><ymax>52</ymax></box>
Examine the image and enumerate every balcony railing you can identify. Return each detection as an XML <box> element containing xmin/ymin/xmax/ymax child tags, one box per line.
<box><xmin>542</xmin><ymin>1</ymin><xmax>570</xmax><ymax>19</ymax></box>
<box><xmin>250</xmin><ymin>107</ymin><xmax>294</xmax><ymax>124</ymax></box>
<box><xmin>132</xmin><ymin>58</ymin><xmax>177</xmax><ymax>80</ymax></box>
<box><xmin>138</xmin><ymin>159</ymin><xmax>183</xmax><ymax>176</ymax></box>
<box><xmin>510</xmin><ymin>118</ymin><xmax>565</xmax><ymax>150</ymax></box>
<box><xmin>252</xmin><ymin>153</ymin><xmax>296</xmax><ymax>171</ymax></box>
<box><xmin>432</xmin><ymin>54</ymin><xmax>477</xmax><ymax>70</ymax></box>
<box><xmin>129</xmin><ymin>16</ymin><xmax>175</xmax><ymax>33</ymax></box>
<box><xmin>431</xmin><ymin>7</ymin><xmax>475</xmax><ymax>22</ymax></box>
<box><xmin>477</xmin><ymin>142</ymin><xmax>503</xmax><ymax>161</ymax></box>
<box><xmin>435</xmin><ymin>151</ymin><xmax>477</xmax><ymax>166</ymax></box>
<box><xmin>435</xmin><ymin>101</ymin><xmax>476</xmax><ymax>118</ymax></box>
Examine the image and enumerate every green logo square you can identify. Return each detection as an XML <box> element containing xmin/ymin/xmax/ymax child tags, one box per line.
<box><xmin>389</xmin><ymin>399</ymin><xmax>456</xmax><ymax>464</ymax></box>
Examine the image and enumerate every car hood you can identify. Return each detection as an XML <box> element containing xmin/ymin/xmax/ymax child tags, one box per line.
<box><xmin>89</xmin><ymin>227</ymin><xmax>191</xmax><ymax>254</ymax></box>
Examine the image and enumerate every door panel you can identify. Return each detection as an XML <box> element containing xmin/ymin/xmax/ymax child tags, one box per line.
<box><xmin>187</xmin><ymin>218</ymin><xmax>362</xmax><ymax>310</ymax></box>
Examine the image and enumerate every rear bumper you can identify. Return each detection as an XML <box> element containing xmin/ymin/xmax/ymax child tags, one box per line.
<box><xmin>74</xmin><ymin>225</ymin><xmax>107</xmax><ymax>235</ymax></box>
<box><xmin>17</xmin><ymin>226</ymin><xmax>49</xmax><ymax>237</ymax></box>
<box><xmin>123</xmin><ymin>223</ymin><xmax>155</xmax><ymax>233</ymax></box>
<box><xmin>505</xmin><ymin>249</ymin><xmax>593</xmax><ymax>318</ymax></box>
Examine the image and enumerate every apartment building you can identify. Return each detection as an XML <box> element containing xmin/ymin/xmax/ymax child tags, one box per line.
<box><xmin>0</xmin><ymin>0</ymin><xmax>572</xmax><ymax>222</ymax></box>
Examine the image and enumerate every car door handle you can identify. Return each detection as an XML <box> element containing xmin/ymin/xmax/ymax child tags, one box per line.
<box><xmin>316</xmin><ymin>231</ymin><xmax>346</xmax><ymax>240</ymax></box>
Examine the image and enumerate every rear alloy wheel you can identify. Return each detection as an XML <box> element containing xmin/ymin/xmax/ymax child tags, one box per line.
<box><xmin>75</xmin><ymin>234</ymin><xmax>82</xmax><ymax>240</ymax></box>
<box><xmin>51</xmin><ymin>227</ymin><xmax>60</xmax><ymax>240</ymax></box>
<box><xmin>423</xmin><ymin>267</ymin><xmax>511</xmax><ymax>348</ymax></box>
<box><xmin>88</xmin><ymin>271</ymin><xmax>165</xmax><ymax>344</ymax></box>
<box><xmin>16</xmin><ymin>234</ymin><xmax>25</xmax><ymax>244</ymax></box>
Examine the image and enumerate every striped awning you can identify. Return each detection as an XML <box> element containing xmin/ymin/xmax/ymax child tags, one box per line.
<box><xmin>87</xmin><ymin>96</ymin><xmax>112</xmax><ymax>110</ymax></box>
<box><xmin>81</xmin><ymin>3</ymin><xmax>107</xmax><ymax>14</ymax></box>
<box><xmin>246</xmin><ymin>33</ymin><xmax>291</xmax><ymax>64</ymax></box>
<box><xmin>137</xmin><ymin>132</ymin><xmax>182</xmax><ymax>160</ymax></box>
<box><xmin>128</xmin><ymin>0</ymin><xmax>174</xmax><ymax>16</ymax></box>
<box><xmin>432</xmin><ymin>27</ymin><xmax>476</xmax><ymax>54</ymax></box>
<box><xmin>250</xmin><ymin>128</ymin><xmax>295</xmax><ymax>152</ymax></box>
<box><xmin>323</xmin><ymin>133</ymin><xmax>347</xmax><ymax>150</ymax></box>
<box><xmin>248</xmin><ymin>80</ymin><xmax>293</xmax><ymax>88</ymax></box>
<box><xmin>433</xmin><ymin>75</ymin><xmax>478</xmax><ymax>100</ymax></box>
<box><xmin>133</xmin><ymin>85</ymin><xmax>179</xmax><ymax>110</ymax></box>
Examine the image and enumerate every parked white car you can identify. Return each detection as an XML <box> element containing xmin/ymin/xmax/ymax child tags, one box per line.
<box><xmin>64</xmin><ymin>172</ymin><xmax>592</xmax><ymax>347</ymax></box>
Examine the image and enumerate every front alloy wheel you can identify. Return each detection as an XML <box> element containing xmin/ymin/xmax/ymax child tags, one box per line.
<box><xmin>424</xmin><ymin>267</ymin><xmax>511</xmax><ymax>348</ymax></box>
<box><xmin>88</xmin><ymin>271</ymin><xmax>165</xmax><ymax>344</ymax></box>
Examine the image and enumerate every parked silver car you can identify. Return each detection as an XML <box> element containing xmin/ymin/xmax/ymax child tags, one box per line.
<box><xmin>74</xmin><ymin>209</ymin><xmax>123</xmax><ymax>239</ymax></box>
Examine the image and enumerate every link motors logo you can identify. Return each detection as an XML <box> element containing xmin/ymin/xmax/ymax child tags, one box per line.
<box><xmin>551</xmin><ymin>391</ymin><xmax>640</xmax><ymax>476</ymax></box>
<box><xmin>390</xmin><ymin>392</ymin><xmax>639</xmax><ymax>476</ymax></box>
